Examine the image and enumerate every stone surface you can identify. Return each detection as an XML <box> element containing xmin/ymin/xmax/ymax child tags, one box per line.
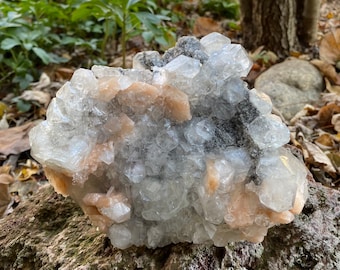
<box><xmin>255</xmin><ymin>59</ymin><xmax>324</xmax><ymax>120</ymax></box>
<box><xmin>29</xmin><ymin>33</ymin><xmax>308</xmax><ymax>249</ymax></box>
<box><xmin>0</xmin><ymin>181</ymin><xmax>338</xmax><ymax>270</ymax></box>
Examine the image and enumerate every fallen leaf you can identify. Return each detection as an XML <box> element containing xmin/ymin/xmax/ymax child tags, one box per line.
<box><xmin>334</xmin><ymin>132</ymin><xmax>340</xmax><ymax>142</ymax></box>
<box><xmin>310</xmin><ymin>59</ymin><xmax>340</xmax><ymax>84</ymax></box>
<box><xmin>19</xmin><ymin>90</ymin><xmax>51</xmax><ymax>108</ymax></box>
<box><xmin>319</xmin><ymin>28</ymin><xmax>340</xmax><ymax>65</ymax></box>
<box><xmin>15</xmin><ymin>159</ymin><xmax>41</xmax><ymax>181</ymax></box>
<box><xmin>31</xmin><ymin>72</ymin><xmax>51</xmax><ymax>90</ymax></box>
<box><xmin>315</xmin><ymin>133</ymin><xmax>335</xmax><ymax>149</ymax></box>
<box><xmin>193</xmin><ymin>17</ymin><xmax>221</xmax><ymax>37</ymax></box>
<box><xmin>55</xmin><ymin>67</ymin><xmax>74</xmax><ymax>81</ymax></box>
<box><xmin>0</xmin><ymin>101</ymin><xmax>7</xmax><ymax>118</ymax></box>
<box><xmin>290</xmin><ymin>104</ymin><xmax>318</xmax><ymax>125</ymax></box>
<box><xmin>317</xmin><ymin>102</ymin><xmax>340</xmax><ymax>127</ymax></box>
<box><xmin>331</xmin><ymin>113</ymin><xmax>340</xmax><ymax>132</ymax></box>
<box><xmin>0</xmin><ymin>114</ymin><xmax>9</xmax><ymax>130</ymax></box>
<box><xmin>303</xmin><ymin>140</ymin><xmax>337</xmax><ymax>175</ymax></box>
<box><xmin>0</xmin><ymin>121</ymin><xmax>39</xmax><ymax>156</ymax></box>
<box><xmin>325</xmin><ymin>78</ymin><xmax>340</xmax><ymax>95</ymax></box>
<box><xmin>0</xmin><ymin>164</ymin><xmax>12</xmax><ymax>175</ymax></box>
<box><xmin>322</xmin><ymin>92</ymin><xmax>340</xmax><ymax>103</ymax></box>
<box><xmin>327</xmin><ymin>151</ymin><xmax>340</xmax><ymax>172</ymax></box>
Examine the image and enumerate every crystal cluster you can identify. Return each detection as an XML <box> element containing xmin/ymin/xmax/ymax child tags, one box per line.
<box><xmin>29</xmin><ymin>32</ymin><xmax>308</xmax><ymax>249</ymax></box>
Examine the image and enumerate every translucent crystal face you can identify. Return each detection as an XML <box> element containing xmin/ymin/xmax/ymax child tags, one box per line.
<box><xmin>29</xmin><ymin>32</ymin><xmax>308</xmax><ymax>249</ymax></box>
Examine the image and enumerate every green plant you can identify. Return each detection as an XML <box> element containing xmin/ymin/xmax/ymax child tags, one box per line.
<box><xmin>0</xmin><ymin>1</ymin><xmax>67</xmax><ymax>92</ymax></box>
<box><xmin>200</xmin><ymin>0</ymin><xmax>240</xmax><ymax>20</ymax></box>
<box><xmin>0</xmin><ymin>0</ymin><xmax>102</xmax><ymax>92</ymax></box>
<box><xmin>0</xmin><ymin>0</ymin><xmax>177</xmax><ymax>93</ymax></box>
<box><xmin>71</xmin><ymin>0</ymin><xmax>176</xmax><ymax>67</ymax></box>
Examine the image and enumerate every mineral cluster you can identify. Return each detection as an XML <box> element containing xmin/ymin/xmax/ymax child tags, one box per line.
<box><xmin>29</xmin><ymin>32</ymin><xmax>308</xmax><ymax>249</ymax></box>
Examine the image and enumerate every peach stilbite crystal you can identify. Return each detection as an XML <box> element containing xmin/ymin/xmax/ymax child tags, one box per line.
<box><xmin>29</xmin><ymin>32</ymin><xmax>308</xmax><ymax>249</ymax></box>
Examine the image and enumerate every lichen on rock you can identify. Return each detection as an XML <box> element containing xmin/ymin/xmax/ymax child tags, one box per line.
<box><xmin>29</xmin><ymin>32</ymin><xmax>309</xmax><ymax>249</ymax></box>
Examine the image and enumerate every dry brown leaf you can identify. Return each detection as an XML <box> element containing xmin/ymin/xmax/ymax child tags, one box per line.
<box><xmin>55</xmin><ymin>67</ymin><xmax>74</xmax><ymax>81</ymax></box>
<box><xmin>193</xmin><ymin>17</ymin><xmax>221</xmax><ymax>37</ymax></box>
<box><xmin>333</xmin><ymin>132</ymin><xmax>340</xmax><ymax>142</ymax></box>
<box><xmin>31</xmin><ymin>72</ymin><xmax>51</xmax><ymax>90</ymax></box>
<box><xmin>0</xmin><ymin>101</ymin><xmax>7</xmax><ymax>118</ymax></box>
<box><xmin>19</xmin><ymin>90</ymin><xmax>51</xmax><ymax>108</ymax></box>
<box><xmin>317</xmin><ymin>102</ymin><xmax>340</xmax><ymax>127</ymax></box>
<box><xmin>327</xmin><ymin>152</ymin><xmax>340</xmax><ymax>172</ymax></box>
<box><xmin>315</xmin><ymin>133</ymin><xmax>335</xmax><ymax>149</ymax></box>
<box><xmin>322</xmin><ymin>92</ymin><xmax>340</xmax><ymax>103</ymax></box>
<box><xmin>319</xmin><ymin>28</ymin><xmax>340</xmax><ymax>65</ymax></box>
<box><xmin>331</xmin><ymin>113</ymin><xmax>340</xmax><ymax>132</ymax></box>
<box><xmin>310</xmin><ymin>59</ymin><xmax>340</xmax><ymax>84</ymax></box>
<box><xmin>15</xmin><ymin>159</ymin><xmax>41</xmax><ymax>181</ymax></box>
<box><xmin>325</xmin><ymin>78</ymin><xmax>340</xmax><ymax>94</ymax></box>
<box><xmin>0</xmin><ymin>121</ymin><xmax>39</xmax><ymax>156</ymax></box>
<box><xmin>303</xmin><ymin>140</ymin><xmax>337</xmax><ymax>175</ymax></box>
<box><xmin>290</xmin><ymin>104</ymin><xmax>318</xmax><ymax>125</ymax></box>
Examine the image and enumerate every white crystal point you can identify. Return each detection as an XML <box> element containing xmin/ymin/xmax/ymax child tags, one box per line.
<box><xmin>251</xmin><ymin>148</ymin><xmax>307</xmax><ymax>212</ymax></box>
<box><xmin>221</xmin><ymin>78</ymin><xmax>247</xmax><ymax>105</ymax></box>
<box><xmin>162</xmin><ymin>55</ymin><xmax>201</xmax><ymax>94</ymax></box>
<box><xmin>200</xmin><ymin>44</ymin><xmax>252</xmax><ymax>82</ymax></box>
<box><xmin>100</xmin><ymin>202</ymin><xmax>131</xmax><ymax>223</ymax></box>
<box><xmin>70</xmin><ymin>68</ymin><xmax>98</xmax><ymax>95</ymax></box>
<box><xmin>109</xmin><ymin>224</ymin><xmax>132</xmax><ymax>249</ymax></box>
<box><xmin>124</xmin><ymin>161</ymin><xmax>145</xmax><ymax>183</ymax></box>
<box><xmin>200</xmin><ymin>32</ymin><xmax>231</xmax><ymax>55</ymax></box>
<box><xmin>249</xmin><ymin>88</ymin><xmax>273</xmax><ymax>115</ymax></box>
<box><xmin>30</xmin><ymin>123</ymin><xmax>91</xmax><ymax>173</ymax></box>
<box><xmin>184</xmin><ymin>119</ymin><xmax>215</xmax><ymax>145</ymax></box>
<box><xmin>247</xmin><ymin>115</ymin><xmax>290</xmax><ymax>149</ymax></box>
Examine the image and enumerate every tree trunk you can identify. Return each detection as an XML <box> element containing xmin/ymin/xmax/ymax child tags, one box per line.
<box><xmin>240</xmin><ymin>0</ymin><xmax>320</xmax><ymax>57</ymax></box>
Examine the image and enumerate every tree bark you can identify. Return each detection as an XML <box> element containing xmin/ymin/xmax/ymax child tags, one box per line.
<box><xmin>240</xmin><ymin>0</ymin><xmax>320</xmax><ymax>57</ymax></box>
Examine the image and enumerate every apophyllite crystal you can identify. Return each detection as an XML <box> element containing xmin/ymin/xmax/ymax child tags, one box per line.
<box><xmin>29</xmin><ymin>32</ymin><xmax>308</xmax><ymax>249</ymax></box>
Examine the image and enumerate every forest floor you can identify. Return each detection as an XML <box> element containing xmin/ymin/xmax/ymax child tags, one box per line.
<box><xmin>0</xmin><ymin>0</ymin><xmax>340</xmax><ymax>219</ymax></box>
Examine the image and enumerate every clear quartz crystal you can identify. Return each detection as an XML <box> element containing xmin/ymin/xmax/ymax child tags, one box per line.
<box><xmin>124</xmin><ymin>161</ymin><xmax>145</xmax><ymax>183</ymax></box>
<box><xmin>109</xmin><ymin>224</ymin><xmax>132</xmax><ymax>249</ymax></box>
<box><xmin>247</xmin><ymin>115</ymin><xmax>290</xmax><ymax>149</ymax></box>
<box><xmin>29</xmin><ymin>32</ymin><xmax>308</xmax><ymax>249</ymax></box>
<box><xmin>250</xmin><ymin>148</ymin><xmax>301</xmax><ymax>212</ymax></box>
<box><xmin>200</xmin><ymin>32</ymin><xmax>231</xmax><ymax>55</ymax></box>
<box><xmin>100</xmin><ymin>202</ymin><xmax>131</xmax><ymax>223</ymax></box>
<box><xmin>200</xmin><ymin>44</ymin><xmax>252</xmax><ymax>83</ymax></box>
<box><xmin>184</xmin><ymin>119</ymin><xmax>215</xmax><ymax>145</ymax></box>
<box><xmin>162</xmin><ymin>55</ymin><xmax>201</xmax><ymax>94</ymax></box>
<box><xmin>249</xmin><ymin>88</ymin><xmax>273</xmax><ymax>115</ymax></box>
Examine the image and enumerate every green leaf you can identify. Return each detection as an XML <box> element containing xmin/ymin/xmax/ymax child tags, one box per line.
<box><xmin>127</xmin><ymin>0</ymin><xmax>141</xmax><ymax>9</ymax></box>
<box><xmin>142</xmin><ymin>31</ymin><xmax>153</xmax><ymax>44</ymax></box>
<box><xmin>23</xmin><ymin>42</ymin><xmax>33</xmax><ymax>51</ymax></box>
<box><xmin>1</xmin><ymin>38</ymin><xmax>20</xmax><ymax>50</ymax></box>
<box><xmin>32</xmin><ymin>47</ymin><xmax>51</xmax><ymax>64</ymax></box>
<box><xmin>16</xmin><ymin>99</ymin><xmax>32</xmax><ymax>112</ymax></box>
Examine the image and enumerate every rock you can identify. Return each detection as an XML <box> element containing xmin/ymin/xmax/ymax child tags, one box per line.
<box><xmin>255</xmin><ymin>59</ymin><xmax>324</xmax><ymax>120</ymax></box>
<box><xmin>0</xmin><ymin>180</ymin><xmax>338</xmax><ymax>269</ymax></box>
<box><xmin>29</xmin><ymin>33</ymin><xmax>309</xmax><ymax>248</ymax></box>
